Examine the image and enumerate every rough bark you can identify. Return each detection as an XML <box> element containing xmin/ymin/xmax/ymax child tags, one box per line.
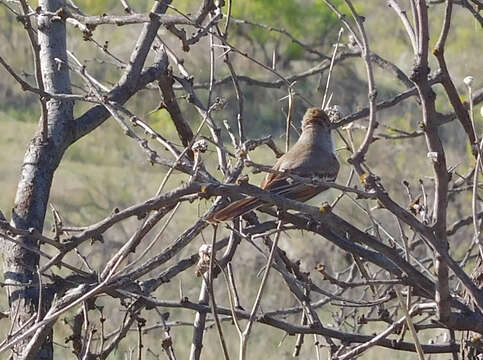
<box><xmin>1</xmin><ymin>1</ymin><xmax>73</xmax><ymax>359</ymax></box>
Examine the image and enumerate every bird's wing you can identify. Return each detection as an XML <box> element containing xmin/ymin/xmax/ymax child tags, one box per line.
<box><xmin>261</xmin><ymin>171</ymin><xmax>337</xmax><ymax>202</ymax></box>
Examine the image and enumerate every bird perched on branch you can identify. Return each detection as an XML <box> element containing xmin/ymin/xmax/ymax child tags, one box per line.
<box><xmin>207</xmin><ymin>107</ymin><xmax>340</xmax><ymax>222</ymax></box>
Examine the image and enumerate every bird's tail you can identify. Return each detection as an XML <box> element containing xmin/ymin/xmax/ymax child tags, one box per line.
<box><xmin>207</xmin><ymin>196</ymin><xmax>263</xmax><ymax>223</ymax></box>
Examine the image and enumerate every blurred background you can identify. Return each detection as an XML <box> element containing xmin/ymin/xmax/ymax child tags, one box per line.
<box><xmin>0</xmin><ymin>0</ymin><xmax>482</xmax><ymax>358</ymax></box>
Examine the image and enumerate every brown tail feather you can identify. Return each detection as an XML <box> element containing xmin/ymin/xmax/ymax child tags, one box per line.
<box><xmin>207</xmin><ymin>196</ymin><xmax>263</xmax><ymax>222</ymax></box>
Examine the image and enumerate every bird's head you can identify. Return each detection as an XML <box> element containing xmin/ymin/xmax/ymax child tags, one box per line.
<box><xmin>301</xmin><ymin>108</ymin><xmax>331</xmax><ymax>131</ymax></box>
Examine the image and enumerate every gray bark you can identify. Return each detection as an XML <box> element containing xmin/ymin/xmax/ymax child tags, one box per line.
<box><xmin>2</xmin><ymin>1</ymin><xmax>73</xmax><ymax>359</ymax></box>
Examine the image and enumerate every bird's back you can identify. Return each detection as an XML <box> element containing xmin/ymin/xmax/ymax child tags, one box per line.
<box><xmin>271</xmin><ymin>127</ymin><xmax>339</xmax><ymax>179</ymax></box>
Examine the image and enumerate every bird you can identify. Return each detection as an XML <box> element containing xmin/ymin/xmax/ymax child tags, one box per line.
<box><xmin>207</xmin><ymin>107</ymin><xmax>340</xmax><ymax>222</ymax></box>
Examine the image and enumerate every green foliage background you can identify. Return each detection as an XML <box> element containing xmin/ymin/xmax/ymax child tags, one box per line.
<box><xmin>0</xmin><ymin>0</ymin><xmax>482</xmax><ymax>359</ymax></box>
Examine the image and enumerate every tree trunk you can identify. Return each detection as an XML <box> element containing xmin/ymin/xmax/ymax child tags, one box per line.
<box><xmin>1</xmin><ymin>1</ymin><xmax>73</xmax><ymax>359</ymax></box>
